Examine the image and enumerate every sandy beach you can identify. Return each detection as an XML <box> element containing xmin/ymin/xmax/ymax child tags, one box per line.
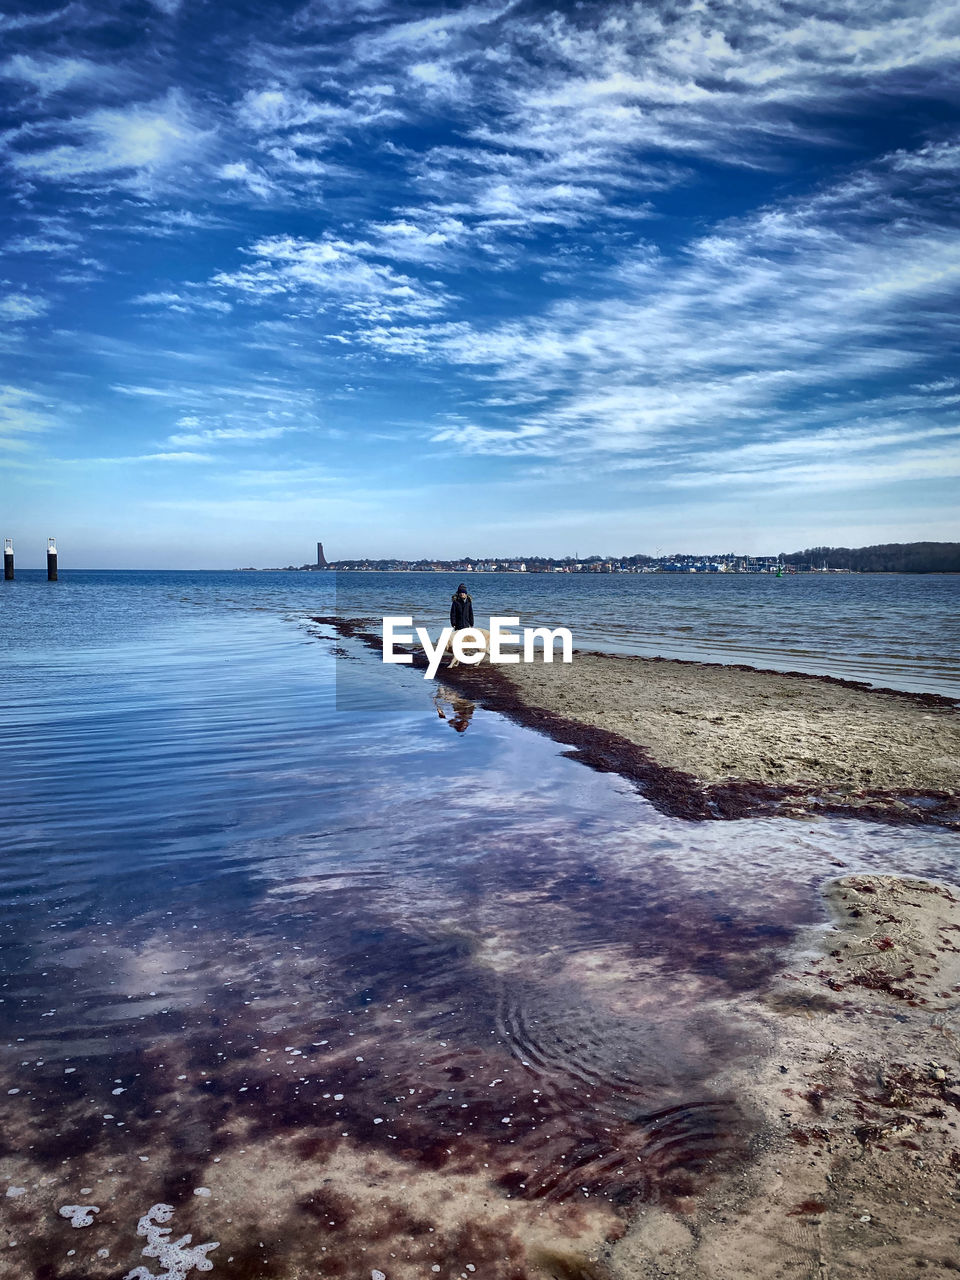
<box><xmin>504</xmin><ymin>652</ymin><xmax>958</xmax><ymax>793</ymax></box>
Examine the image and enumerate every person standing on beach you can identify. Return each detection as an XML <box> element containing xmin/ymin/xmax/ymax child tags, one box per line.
<box><xmin>450</xmin><ymin>582</ymin><xmax>474</xmax><ymax>630</ymax></box>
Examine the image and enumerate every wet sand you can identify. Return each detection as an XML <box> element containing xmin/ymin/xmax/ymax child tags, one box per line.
<box><xmin>611</xmin><ymin>874</ymin><xmax>960</xmax><ymax>1279</ymax></box>
<box><xmin>498</xmin><ymin>652</ymin><xmax>960</xmax><ymax>828</ymax></box>
<box><xmin>6</xmin><ymin>858</ymin><xmax>958</xmax><ymax>1279</ymax></box>
<box><xmin>501</xmin><ymin>652</ymin><xmax>960</xmax><ymax>826</ymax></box>
<box><xmin>503</xmin><ymin>651</ymin><xmax>959</xmax><ymax>793</ymax></box>
<box><xmin>0</xmin><ymin>827</ymin><xmax>794</xmax><ymax>1279</ymax></box>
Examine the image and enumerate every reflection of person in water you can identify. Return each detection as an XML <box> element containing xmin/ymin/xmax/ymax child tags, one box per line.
<box><xmin>449</xmin><ymin>582</ymin><xmax>474</xmax><ymax>630</ymax></box>
<box><xmin>434</xmin><ymin>685</ymin><xmax>475</xmax><ymax>733</ymax></box>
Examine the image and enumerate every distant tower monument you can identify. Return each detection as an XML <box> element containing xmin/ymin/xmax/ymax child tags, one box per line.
<box><xmin>316</xmin><ymin>541</ymin><xmax>328</xmax><ymax>568</ymax></box>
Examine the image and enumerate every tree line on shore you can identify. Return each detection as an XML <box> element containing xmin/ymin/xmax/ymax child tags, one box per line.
<box><xmin>781</xmin><ymin>542</ymin><xmax>959</xmax><ymax>573</ymax></box>
<box><xmin>280</xmin><ymin>540</ymin><xmax>958</xmax><ymax>574</ymax></box>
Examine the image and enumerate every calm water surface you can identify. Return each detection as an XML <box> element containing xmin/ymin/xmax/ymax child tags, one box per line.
<box><xmin>333</xmin><ymin>568</ymin><xmax>960</xmax><ymax>695</ymax></box>
<box><xmin>0</xmin><ymin>571</ymin><xmax>957</xmax><ymax>1277</ymax></box>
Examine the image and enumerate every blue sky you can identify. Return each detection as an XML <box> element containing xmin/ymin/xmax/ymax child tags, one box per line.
<box><xmin>2</xmin><ymin>0</ymin><xmax>959</xmax><ymax>566</ymax></box>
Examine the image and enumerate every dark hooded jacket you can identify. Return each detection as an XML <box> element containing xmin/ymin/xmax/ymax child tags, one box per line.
<box><xmin>450</xmin><ymin>591</ymin><xmax>474</xmax><ymax>629</ymax></box>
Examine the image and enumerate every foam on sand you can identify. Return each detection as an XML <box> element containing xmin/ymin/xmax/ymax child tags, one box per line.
<box><xmin>124</xmin><ymin>1203</ymin><xmax>219</xmax><ymax>1280</ymax></box>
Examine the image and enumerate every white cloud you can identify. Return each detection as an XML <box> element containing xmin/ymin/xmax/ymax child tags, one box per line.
<box><xmin>430</xmin><ymin>419</ymin><xmax>548</xmax><ymax>454</ymax></box>
<box><xmin>481</xmin><ymin>1</ymin><xmax>960</xmax><ymax>166</ymax></box>
<box><xmin>103</xmin><ymin>0</ymin><xmax>955</xmax><ymax>249</ymax></box>
<box><xmin>357</xmin><ymin>139</ymin><xmax>960</xmax><ymax>483</ymax></box>
<box><xmin>349</xmin><ymin>3</ymin><xmax>516</xmax><ymax>60</ymax></box>
<box><xmin>665</xmin><ymin>442</ymin><xmax>960</xmax><ymax>492</ymax></box>
<box><xmin>5</xmin><ymin>234</ymin><xmax>74</xmax><ymax>254</ymax></box>
<box><xmin>130</xmin><ymin>208</ymin><xmax>228</xmax><ymax>237</ymax></box>
<box><xmin>264</xmin><ymin>146</ymin><xmax>328</xmax><ymax>177</ymax></box>
<box><xmin>138</xmin><ymin>450</ymin><xmax>209</xmax><ymax>460</ymax></box>
<box><xmin>0</xmin><ymin>384</ymin><xmax>57</xmax><ymax>450</ymax></box>
<box><xmin>0</xmin><ymin>53</ymin><xmax>108</xmax><ymax>95</ymax></box>
<box><xmin>9</xmin><ymin>90</ymin><xmax>210</xmax><ymax>190</ymax></box>
<box><xmin>166</xmin><ymin>424</ymin><xmax>298</xmax><ymax>446</ymax></box>
<box><xmin>294</xmin><ymin>0</ymin><xmax>391</xmax><ymax>22</ymax></box>
<box><xmin>111</xmin><ymin>383</ymin><xmax>181</xmax><ymax>398</ymax></box>
<box><xmin>0</xmin><ymin>5</ymin><xmax>84</xmax><ymax>32</ymax></box>
<box><xmin>664</xmin><ymin>421</ymin><xmax>960</xmax><ymax>490</ymax></box>
<box><xmin>366</xmin><ymin>216</ymin><xmax>471</xmax><ymax>262</ymax></box>
<box><xmin>235</xmin><ymin>83</ymin><xmax>403</xmax><ymax>145</ymax></box>
<box><xmin>93</xmin><ymin>383</ymin><xmax>324</xmax><ymax>460</ymax></box>
<box><xmin>218</xmin><ymin>160</ymin><xmax>276</xmax><ymax>199</ymax></box>
<box><xmin>302</xmin><ymin>0</ymin><xmax>960</xmax><ymax>239</ymax></box>
<box><xmin>56</xmin><ymin>448</ymin><xmax>213</xmax><ymax>465</ymax></box>
<box><xmin>237</xmin><ymin>86</ymin><xmax>328</xmax><ymax>132</ymax></box>
<box><xmin>890</xmin><ymin>139</ymin><xmax>960</xmax><ymax>174</ymax></box>
<box><xmin>131</xmin><ymin>290</ymin><xmax>232</xmax><ymax>314</ymax></box>
<box><xmin>915</xmin><ymin>377</ymin><xmax>960</xmax><ymax>393</ymax></box>
<box><xmin>211</xmin><ymin>234</ymin><xmax>453</xmax><ymax>319</ymax></box>
<box><xmin>406</xmin><ymin>139</ymin><xmax>680</xmax><ymax>248</ymax></box>
<box><xmin>407</xmin><ymin>59</ymin><xmax>464</xmax><ymax>97</ymax></box>
<box><xmin>131</xmin><ymin>291</ymin><xmax>183</xmax><ymax>306</ymax></box>
<box><xmin>0</xmin><ymin>292</ymin><xmax>50</xmax><ymax>321</ymax></box>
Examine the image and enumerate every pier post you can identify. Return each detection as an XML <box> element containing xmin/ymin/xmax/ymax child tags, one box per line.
<box><xmin>3</xmin><ymin>538</ymin><xmax>12</xmax><ymax>581</ymax></box>
<box><xmin>46</xmin><ymin>537</ymin><xmax>58</xmax><ymax>582</ymax></box>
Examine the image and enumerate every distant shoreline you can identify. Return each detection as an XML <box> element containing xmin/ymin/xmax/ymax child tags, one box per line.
<box><xmin>251</xmin><ymin>566</ymin><xmax>960</xmax><ymax>575</ymax></box>
<box><xmin>5</xmin><ymin>566</ymin><xmax>958</xmax><ymax>575</ymax></box>
<box><xmin>250</xmin><ymin>566</ymin><xmax>960</xmax><ymax>575</ymax></box>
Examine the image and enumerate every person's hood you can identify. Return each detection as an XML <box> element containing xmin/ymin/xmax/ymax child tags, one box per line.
<box><xmin>451</xmin><ymin>592</ymin><xmax>472</xmax><ymax>600</ymax></box>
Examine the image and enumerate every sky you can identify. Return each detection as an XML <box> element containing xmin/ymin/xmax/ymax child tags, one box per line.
<box><xmin>1</xmin><ymin>0</ymin><xmax>959</xmax><ymax>567</ymax></box>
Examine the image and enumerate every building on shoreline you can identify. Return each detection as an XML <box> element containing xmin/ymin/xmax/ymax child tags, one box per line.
<box><xmin>250</xmin><ymin>540</ymin><xmax>960</xmax><ymax>574</ymax></box>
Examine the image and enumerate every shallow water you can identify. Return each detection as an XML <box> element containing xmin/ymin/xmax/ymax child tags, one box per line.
<box><xmin>1</xmin><ymin>573</ymin><xmax>958</xmax><ymax>1276</ymax></box>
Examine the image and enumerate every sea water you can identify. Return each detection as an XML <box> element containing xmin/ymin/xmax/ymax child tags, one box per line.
<box><xmin>332</xmin><ymin>568</ymin><xmax>960</xmax><ymax>695</ymax></box>
<box><xmin>0</xmin><ymin>569</ymin><xmax>957</xmax><ymax>1275</ymax></box>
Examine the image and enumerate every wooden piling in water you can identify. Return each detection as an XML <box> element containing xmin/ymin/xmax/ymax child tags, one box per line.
<box><xmin>46</xmin><ymin>537</ymin><xmax>58</xmax><ymax>582</ymax></box>
<box><xmin>3</xmin><ymin>538</ymin><xmax>12</xmax><ymax>581</ymax></box>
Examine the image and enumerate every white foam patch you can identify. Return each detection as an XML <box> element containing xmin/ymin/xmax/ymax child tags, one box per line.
<box><xmin>59</xmin><ymin>1205</ymin><xmax>99</xmax><ymax>1227</ymax></box>
<box><xmin>124</xmin><ymin>1203</ymin><xmax>219</xmax><ymax>1280</ymax></box>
